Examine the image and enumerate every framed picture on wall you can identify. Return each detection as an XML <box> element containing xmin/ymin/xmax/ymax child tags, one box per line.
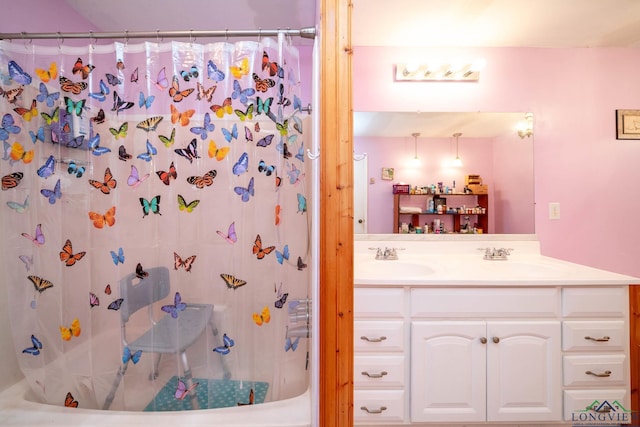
<box><xmin>381</xmin><ymin>167</ymin><xmax>394</xmax><ymax>180</ymax></box>
<box><xmin>616</xmin><ymin>109</ymin><xmax>640</xmax><ymax>140</ymax></box>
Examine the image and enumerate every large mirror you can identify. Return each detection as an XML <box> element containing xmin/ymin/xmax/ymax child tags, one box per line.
<box><xmin>353</xmin><ymin>111</ymin><xmax>534</xmax><ymax>234</ymax></box>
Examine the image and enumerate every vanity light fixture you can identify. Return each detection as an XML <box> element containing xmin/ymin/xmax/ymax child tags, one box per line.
<box><xmin>517</xmin><ymin>113</ymin><xmax>534</xmax><ymax>139</ymax></box>
<box><xmin>452</xmin><ymin>132</ymin><xmax>463</xmax><ymax>167</ymax></box>
<box><xmin>395</xmin><ymin>58</ymin><xmax>485</xmax><ymax>82</ymax></box>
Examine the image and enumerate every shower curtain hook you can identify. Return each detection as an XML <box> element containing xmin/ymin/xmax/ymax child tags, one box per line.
<box><xmin>189</xmin><ymin>29</ymin><xmax>195</xmax><ymax>46</ymax></box>
<box><xmin>286</xmin><ymin>28</ymin><xmax>293</xmax><ymax>46</ymax></box>
<box><xmin>306</xmin><ymin>148</ymin><xmax>320</xmax><ymax>160</ymax></box>
<box><xmin>225</xmin><ymin>29</ymin><xmax>229</xmax><ymax>42</ymax></box>
<box><xmin>20</xmin><ymin>32</ymin><xmax>28</xmax><ymax>50</ymax></box>
<box><xmin>258</xmin><ymin>28</ymin><xmax>262</xmax><ymax>43</ymax></box>
<box><xmin>56</xmin><ymin>32</ymin><xmax>64</xmax><ymax>50</ymax></box>
<box><xmin>353</xmin><ymin>152</ymin><xmax>367</xmax><ymax>161</ymax></box>
<box><xmin>89</xmin><ymin>31</ymin><xmax>95</xmax><ymax>50</ymax></box>
<box><xmin>156</xmin><ymin>29</ymin><xmax>161</xmax><ymax>45</ymax></box>
<box><xmin>124</xmin><ymin>30</ymin><xmax>129</xmax><ymax>47</ymax></box>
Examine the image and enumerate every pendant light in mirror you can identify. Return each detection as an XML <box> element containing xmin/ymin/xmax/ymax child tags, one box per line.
<box><xmin>410</xmin><ymin>132</ymin><xmax>421</xmax><ymax>167</ymax></box>
<box><xmin>452</xmin><ymin>132</ymin><xmax>462</xmax><ymax>167</ymax></box>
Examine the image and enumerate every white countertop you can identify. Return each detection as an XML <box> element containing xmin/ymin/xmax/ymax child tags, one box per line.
<box><xmin>354</xmin><ymin>235</ymin><xmax>640</xmax><ymax>286</ymax></box>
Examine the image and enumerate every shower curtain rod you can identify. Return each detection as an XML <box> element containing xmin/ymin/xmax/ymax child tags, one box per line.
<box><xmin>0</xmin><ymin>27</ymin><xmax>316</xmax><ymax>41</ymax></box>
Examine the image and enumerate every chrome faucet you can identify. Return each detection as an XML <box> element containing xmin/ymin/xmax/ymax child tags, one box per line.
<box><xmin>369</xmin><ymin>247</ymin><xmax>400</xmax><ymax>260</ymax></box>
<box><xmin>481</xmin><ymin>247</ymin><xmax>513</xmax><ymax>260</ymax></box>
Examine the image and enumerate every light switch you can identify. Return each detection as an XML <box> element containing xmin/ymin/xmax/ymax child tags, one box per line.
<box><xmin>548</xmin><ymin>202</ymin><xmax>560</xmax><ymax>220</ymax></box>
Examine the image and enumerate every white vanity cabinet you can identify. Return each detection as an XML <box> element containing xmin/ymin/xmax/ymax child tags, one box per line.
<box><xmin>354</xmin><ymin>288</ymin><xmax>407</xmax><ymax>424</ymax></box>
<box><xmin>410</xmin><ymin>288</ymin><xmax>562</xmax><ymax>423</ymax></box>
<box><xmin>411</xmin><ymin>320</ymin><xmax>561</xmax><ymax>422</ymax></box>
<box><xmin>353</xmin><ymin>284</ymin><xmax>631</xmax><ymax>426</ymax></box>
<box><xmin>561</xmin><ymin>287</ymin><xmax>631</xmax><ymax>421</ymax></box>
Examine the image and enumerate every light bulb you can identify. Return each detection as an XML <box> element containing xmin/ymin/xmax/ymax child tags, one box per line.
<box><xmin>424</xmin><ymin>59</ymin><xmax>440</xmax><ymax>76</ymax></box>
<box><xmin>403</xmin><ymin>60</ymin><xmax>419</xmax><ymax>76</ymax></box>
<box><xmin>470</xmin><ymin>58</ymin><xmax>486</xmax><ymax>72</ymax></box>
<box><xmin>445</xmin><ymin>59</ymin><xmax>464</xmax><ymax>76</ymax></box>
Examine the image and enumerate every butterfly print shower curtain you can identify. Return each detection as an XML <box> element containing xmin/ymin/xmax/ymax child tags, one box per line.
<box><xmin>0</xmin><ymin>36</ymin><xmax>310</xmax><ymax>410</ymax></box>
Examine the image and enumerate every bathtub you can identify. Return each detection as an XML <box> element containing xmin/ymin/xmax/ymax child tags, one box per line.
<box><xmin>0</xmin><ymin>380</ymin><xmax>311</xmax><ymax>426</ymax></box>
<box><xmin>0</xmin><ymin>304</ymin><xmax>315</xmax><ymax>426</ymax></box>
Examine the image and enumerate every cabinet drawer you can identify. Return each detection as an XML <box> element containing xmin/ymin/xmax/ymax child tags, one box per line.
<box><xmin>563</xmin><ymin>354</ymin><xmax>627</xmax><ymax>386</ymax></box>
<box><xmin>563</xmin><ymin>389</ymin><xmax>630</xmax><ymax>422</ymax></box>
<box><xmin>563</xmin><ymin>321</ymin><xmax>626</xmax><ymax>351</ymax></box>
<box><xmin>411</xmin><ymin>288</ymin><xmax>559</xmax><ymax>318</ymax></box>
<box><xmin>355</xmin><ymin>320</ymin><xmax>404</xmax><ymax>352</ymax></box>
<box><xmin>562</xmin><ymin>287</ymin><xmax>627</xmax><ymax>318</ymax></box>
<box><xmin>355</xmin><ymin>355</ymin><xmax>405</xmax><ymax>387</ymax></box>
<box><xmin>354</xmin><ymin>390</ymin><xmax>405</xmax><ymax>424</ymax></box>
<box><xmin>354</xmin><ymin>288</ymin><xmax>404</xmax><ymax>318</ymax></box>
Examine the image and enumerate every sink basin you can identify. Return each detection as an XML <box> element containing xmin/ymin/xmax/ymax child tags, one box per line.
<box><xmin>355</xmin><ymin>260</ymin><xmax>435</xmax><ymax>278</ymax></box>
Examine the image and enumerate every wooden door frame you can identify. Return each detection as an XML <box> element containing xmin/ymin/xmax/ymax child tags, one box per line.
<box><xmin>319</xmin><ymin>0</ymin><xmax>354</xmax><ymax>426</ymax></box>
<box><xmin>630</xmin><ymin>286</ymin><xmax>639</xmax><ymax>412</ymax></box>
<box><xmin>317</xmin><ymin>4</ymin><xmax>640</xmax><ymax>424</ymax></box>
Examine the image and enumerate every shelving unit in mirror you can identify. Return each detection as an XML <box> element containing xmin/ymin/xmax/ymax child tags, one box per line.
<box><xmin>394</xmin><ymin>193</ymin><xmax>488</xmax><ymax>234</ymax></box>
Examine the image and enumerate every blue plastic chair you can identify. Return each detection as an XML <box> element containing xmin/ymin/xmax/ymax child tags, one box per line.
<box><xmin>103</xmin><ymin>266</ymin><xmax>213</xmax><ymax>410</ymax></box>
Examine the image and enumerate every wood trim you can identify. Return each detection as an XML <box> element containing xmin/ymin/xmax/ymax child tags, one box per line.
<box><xmin>319</xmin><ymin>0</ymin><xmax>354</xmax><ymax>426</ymax></box>
<box><xmin>630</xmin><ymin>285</ymin><xmax>639</xmax><ymax>411</ymax></box>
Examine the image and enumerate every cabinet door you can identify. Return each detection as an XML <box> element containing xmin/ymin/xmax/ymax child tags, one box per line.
<box><xmin>411</xmin><ymin>321</ymin><xmax>486</xmax><ymax>422</ymax></box>
<box><xmin>486</xmin><ymin>320</ymin><xmax>561</xmax><ymax>422</ymax></box>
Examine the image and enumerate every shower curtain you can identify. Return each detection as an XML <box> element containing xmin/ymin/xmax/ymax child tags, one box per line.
<box><xmin>0</xmin><ymin>35</ymin><xmax>310</xmax><ymax>411</ymax></box>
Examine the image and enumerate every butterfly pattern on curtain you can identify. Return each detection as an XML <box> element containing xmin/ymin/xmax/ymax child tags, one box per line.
<box><xmin>0</xmin><ymin>37</ymin><xmax>310</xmax><ymax>411</ymax></box>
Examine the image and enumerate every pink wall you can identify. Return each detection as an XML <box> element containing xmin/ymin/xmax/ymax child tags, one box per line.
<box><xmin>6</xmin><ymin>1</ymin><xmax>98</xmax><ymax>45</ymax></box>
<box><xmin>492</xmin><ymin>132</ymin><xmax>535</xmax><ymax>234</ymax></box>
<box><xmin>354</xmin><ymin>46</ymin><xmax>640</xmax><ymax>277</ymax></box>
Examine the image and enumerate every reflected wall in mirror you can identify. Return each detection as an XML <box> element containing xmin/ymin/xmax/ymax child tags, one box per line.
<box><xmin>354</xmin><ymin>111</ymin><xmax>534</xmax><ymax>234</ymax></box>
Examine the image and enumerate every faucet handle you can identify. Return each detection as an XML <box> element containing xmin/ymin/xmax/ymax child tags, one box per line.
<box><xmin>369</xmin><ymin>247</ymin><xmax>384</xmax><ymax>259</ymax></box>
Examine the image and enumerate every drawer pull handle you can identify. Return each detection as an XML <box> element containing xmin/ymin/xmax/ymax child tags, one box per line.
<box><xmin>585</xmin><ymin>370</ymin><xmax>612</xmax><ymax>378</ymax></box>
<box><xmin>360</xmin><ymin>335</ymin><xmax>387</xmax><ymax>343</ymax></box>
<box><xmin>360</xmin><ymin>406</ymin><xmax>387</xmax><ymax>414</ymax></box>
<box><xmin>584</xmin><ymin>335</ymin><xmax>610</xmax><ymax>342</ymax></box>
<box><xmin>361</xmin><ymin>370</ymin><xmax>388</xmax><ymax>378</ymax></box>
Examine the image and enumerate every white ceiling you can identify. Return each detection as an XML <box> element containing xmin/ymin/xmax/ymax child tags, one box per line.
<box><xmin>352</xmin><ymin>0</ymin><xmax>640</xmax><ymax>48</ymax></box>
<box><xmin>63</xmin><ymin>0</ymin><xmax>640</xmax><ymax>138</ymax></box>
<box><xmin>63</xmin><ymin>0</ymin><xmax>317</xmax><ymax>42</ymax></box>
<box><xmin>63</xmin><ymin>0</ymin><xmax>640</xmax><ymax>48</ymax></box>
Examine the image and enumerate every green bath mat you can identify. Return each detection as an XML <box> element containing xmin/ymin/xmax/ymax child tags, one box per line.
<box><xmin>144</xmin><ymin>376</ymin><xmax>269</xmax><ymax>411</ymax></box>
